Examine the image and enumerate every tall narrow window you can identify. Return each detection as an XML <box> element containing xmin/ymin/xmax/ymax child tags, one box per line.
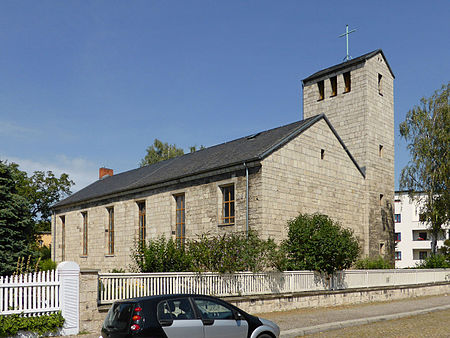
<box><xmin>378</xmin><ymin>74</ymin><xmax>383</xmax><ymax>95</ymax></box>
<box><xmin>379</xmin><ymin>144</ymin><xmax>383</xmax><ymax>157</ymax></box>
<box><xmin>138</xmin><ymin>202</ymin><xmax>146</xmax><ymax>247</ymax></box>
<box><xmin>60</xmin><ymin>216</ymin><xmax>65</xmax><ymax>260</ymax></box>
<box><xmin>317</xmin><ymin>80</ymin><xmax>324</xmax><ymax>101</ymax></box>
<box><xmin>175</xmin><ymin>194</ymin><xmax>185</xmax><ymax>246</ymax></box>
<box><xmin>321</xmin><ymin>149</ymin><xmax>325</xmax><ymax>160</ymax></box>
<box><xmin>343</xmin><ymin>71</ymin><xmax>351</xmax><ymax>93</ymax></box>
<box><xmin>330</xmin><ymin>76</ymin><xmax>337</xmax><ymax>97</ymax></box>
<box><xmin>82</xmin><ymin>212</ymin><xmax>88</xmax><ymax>256</ymax></box>
<box><xmin>107</xmin><ymin>207</ymin><xmax>114</xmax><ymax>255</ymax></box>
<box><xmin>222</xmin><ymin>185</ymin><xmax>235</xmax><ymax>224</ymax></box>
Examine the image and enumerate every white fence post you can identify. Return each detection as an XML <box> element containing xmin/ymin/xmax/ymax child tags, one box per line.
<box><xmin>57</xmin><ymin>261</ymin><xmax>80</xmax><ymax>336</ymax></box>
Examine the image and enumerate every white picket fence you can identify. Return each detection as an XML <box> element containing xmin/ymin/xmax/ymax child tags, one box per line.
<box><xmin>0</xmin><ymin>262</ymin><xmax>80</xmax><ymax>335</ymax></box>
<box><xmin>0</xmin><ymin>270</ymin><xmax>61</xmax><ymax>316</ymax></box>
<box><xmin>98</xmin><ymin>269</ymin><xmax>450</xmax><ymax>305</ymax></box>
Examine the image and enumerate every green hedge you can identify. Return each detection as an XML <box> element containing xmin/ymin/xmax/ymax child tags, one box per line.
<box><xmin>0</xmin><ymin>311</ymin><xmax>64</xmax><ymax>337</ymax></box>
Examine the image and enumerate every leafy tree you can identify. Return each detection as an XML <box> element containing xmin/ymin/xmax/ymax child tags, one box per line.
<box><xmin>399</xmin><ymin>83</ymin><xmax>449</xmax><ymax>254</ymax></box>
<box><xmin>140</xmin><ymin>139</ymin><xmax>185</xmax><ymax>167</ymax></box>
<box><xmin>189</xmin><ymin>145</ymin><xmax>206</xmax><ymax>153</ymax></box>
<box><xmin>0</xmin><ymin>161</ymin><xmax>35</xmax><ymax>275</ymax></box>
<box><xmin>16</xmin><ymin>169</ymin><xmax>73</xmax><ymax>232</ymax></box>
<box><xmin>282</xmin><ymin>213</ymin><xmax>360</xmax><ymax>276</ymax></box>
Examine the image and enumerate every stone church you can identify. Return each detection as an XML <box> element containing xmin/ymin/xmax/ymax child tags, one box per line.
<box><xmin>52</xmin><ymin>49</ymin><xmax>395</xmax><ymax>271</ymax></box>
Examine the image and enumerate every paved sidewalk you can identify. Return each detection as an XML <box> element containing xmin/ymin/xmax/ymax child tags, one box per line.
<box><xmin>253</xmin><ymin>294</ymin><xmax>450</xmax><ymax>337</ymax></box>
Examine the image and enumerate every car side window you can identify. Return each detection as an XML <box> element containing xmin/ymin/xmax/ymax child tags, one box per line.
<box><xmin>157</xmin><ymin>301</ymin><xmax>174</xmax><ymax>321</ymax></box>
<box><xmin>157</xmin><ymin>299</ymin><xmax>196</xmax><ymax>320</ymax></box>
<box><xmin>193</xmin><ymin>298</ymin><xmax>234</xmax><ymax>320</ymax></box>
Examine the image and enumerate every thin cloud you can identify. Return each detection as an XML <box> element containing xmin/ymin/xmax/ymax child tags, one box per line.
<box><xmin>0</xmin><ymin>121</ymin><xmax>41</xmax><ymax>138</ymax></box>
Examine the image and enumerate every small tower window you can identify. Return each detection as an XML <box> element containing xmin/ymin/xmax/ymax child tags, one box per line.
<box><xmin>378</xmin><ymin>74</ymin><xmax>383</xmax><ymax>95</ymax></box>
<box><xmin>317</xmin><ymin>80</ymin><xmax>324</xmax><ymax>101</ymax></box>
<box><xmin>321</xmin><ymin>149</ymin><xmax>325</xmax><ymax>160</ymax></box>
<box><xmin>379</xmin><ymin>194</ymin><xmax>384</xmax><ymax>206</ymax></box>
<box><xmin>330</xmin><ymin>76</ymin><xmax>337</xmax><ymax>97</ymax></box>
<box><xmin>379</xmin><ymin>144</ymin><xmax>383</xmax><ymax>157</ymax></box>
<box><xmin>343</xmin><ymin>71</ymin><xmax>351</xmax><ymax>93</ymax></box>
<box><xmin>379</xmin><ymin>242</ymin><xmax>385</xmax><ymax>255</ymax></box>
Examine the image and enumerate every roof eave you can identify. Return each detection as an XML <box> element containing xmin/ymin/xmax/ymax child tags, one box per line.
<box><xmin>52</xmin><ymin>159</ymin><xmax>262</xmax><ymax>211</ymax></box>
<box><xmin>302</xmin><ymin>49</ymin><xmax>395</xmax><ymax>84</ymax></box>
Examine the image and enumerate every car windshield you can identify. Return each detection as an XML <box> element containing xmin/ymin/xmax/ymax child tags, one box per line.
<box><xmin>103</xmin><ymin>302</ymin><xmax>134</xmax><ymax>331</ymax></box>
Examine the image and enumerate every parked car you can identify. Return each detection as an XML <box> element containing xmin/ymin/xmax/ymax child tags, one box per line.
<box><xmin>101</xmin><ymin>294</ymin><xmax>280</xmax><ymax>338</ymax></box>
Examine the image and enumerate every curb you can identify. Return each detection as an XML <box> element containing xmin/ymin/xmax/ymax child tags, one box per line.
<box><xmin>280</xmin><ymin>304</ymin><xmax>450</xmax><ymax>337</ymax></box>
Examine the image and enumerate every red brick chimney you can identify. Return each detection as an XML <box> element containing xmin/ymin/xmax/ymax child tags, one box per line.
<box><xmin>99</xmin><ymin>167</ymin><xmax>113</xmax><ymax>179</ymax></box>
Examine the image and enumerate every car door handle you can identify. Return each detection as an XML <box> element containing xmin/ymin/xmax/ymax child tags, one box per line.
<box><xmin>159</xmin><ymin>319</ymin><xmax>173</xmax><ymax>326</ymax></box>
<box><xmin>202</xmin><ymin>319</ymin><xmax>215</xmax><ymax>326</ymax></box>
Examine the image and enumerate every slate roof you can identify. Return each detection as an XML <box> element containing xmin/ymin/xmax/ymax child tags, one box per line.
<box><xmin>302</xmin><ymin>49</ymin><xmax>395</xmax><ymax>83</ymax></box>
<box><xmin>53</xmin><ymin>114</ymin><xmax>330</xmax><ymax>209</ymax></box>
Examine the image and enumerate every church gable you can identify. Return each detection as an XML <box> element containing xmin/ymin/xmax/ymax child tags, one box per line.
<box><xmin>259</xmin><ymin>117</ymin><xmax>367</xmax><ymax>241</ymax></box>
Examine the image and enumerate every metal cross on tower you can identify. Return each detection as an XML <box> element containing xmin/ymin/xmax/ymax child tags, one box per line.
<box><xmin>339</xmin><ymin>24</ymin><xmax>356</xmax><ymax>61</ymax></box>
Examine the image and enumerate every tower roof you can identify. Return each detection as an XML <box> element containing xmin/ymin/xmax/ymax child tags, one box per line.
<box><xmin>302</xmin><ymin>49</ymin><xmax>395</xmax><ymax>83</ymax></box>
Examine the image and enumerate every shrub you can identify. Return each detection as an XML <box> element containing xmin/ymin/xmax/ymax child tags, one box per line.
<box><xmin>39</xmin><ymin>258</ymin><xmax>57</xmax><ymax>271</ymax></box>
<box><xmin>132</xmin><ymin>236</ymin><xmax>192</xmax><ymax>273</ymax></box>
<box><xmin>188</xmin><ymin>230</ymin><xmax>280</xmax><ymax>273</ymax></box>
<box><xmin>131</xmin><ymin>230</ymin><xmax>282</xmax><ymax>273</ymax></box>
<box><xmin>0</xmin><ymin>311</ymin><xmax>64</xmax><ymax>337</ymax></box>
<box><xmin>416</xmin><ymin>254</ymin><xmax>450</xmax><ymax>269</ymax></box>
<box><xmin>354</xmin><ymin>256</ymin><xmax>392</xmax><ymax>269</ymax></box>
<box><xmin>282</xmin><ymin>213</ymin><xmax>360</xmax><ymax>276</ymax></box>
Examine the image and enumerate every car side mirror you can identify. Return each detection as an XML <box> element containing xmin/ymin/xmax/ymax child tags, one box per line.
<box><xmin>234</xmin><ymin>312</ymin><xmax>243</xmax><ymax>320</ymax></box>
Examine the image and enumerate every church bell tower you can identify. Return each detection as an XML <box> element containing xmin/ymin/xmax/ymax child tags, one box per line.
<box><xmin>302</xmin><ymin>49</ymin><xmax>395</xmax><ymax>260</ymax></box>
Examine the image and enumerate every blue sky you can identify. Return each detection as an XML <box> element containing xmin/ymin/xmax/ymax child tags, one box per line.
<box><xmin>1</xmin><ymin>1</ymin><xmax>449</xmax><ymax>191</ymax></box>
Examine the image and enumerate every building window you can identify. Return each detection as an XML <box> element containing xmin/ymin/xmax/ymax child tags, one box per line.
<box><xmin>222</xmin><ymin>185</ymin><xmax>235</xmax><ymax>225</ymax></box>
<box><xmin>379</xmin><ymin>242</ymin><xmax>385</xmax><ymax>255</ymax></box>
<box><xmin>395</xmin><ymin>252</ymin><xmax>402</xmax><ymax>260</ymax></box>
<box><xmin>419</xmin><ymin>251</ymin><xmax>427</xmax><ymax>260</ymax></box>
<box><xmin>378</xmin><ymin>74</ymin><xmax>383</xmax><ymax>95</ymax></box>
<box><xmin>60</xmin><ymin>216</ymin><xmax>65</xmax><ymax>260</ymax></box>
<box><xmin>330</xmin><ymin>76</ymin><xmax>337</xmax><ymax>97</ymax></box>
<box><xmin>82</xmin><ymin>212</ymin><xmax>88</xmax><ymax>256</ymax></box>
<box><xmin>317</xmin><ymin>80</ymin><xmax>324</xmax><ymax>101</ymax></box>
<box><xmin>107</xmin><ymin>207</ymin><xmax>114</xmax><ymax>255</ymax></box>
<box><xmin>175</xmin><ymin>194</ymin><xmax>185</xmax><ymax>246</ymax></box>
<box><xmin>419</xmin><ymin>213</ymin><xmax>426</xmax><ymax>222</ymax></box>
<box><xmin>321</xmin><ymin>149</ymin><xmax>325</xmax><ymax>160</ymax></box>
<box><xmin>395</xmin><ymin>232</ymin><xmax>401</xmax><ymax>242</ymax></box>
<box><xmin>379</xmin><ymin>144</ymin><xmax>383</xmax><ymax>157</ymax></box>
<box><xmin>418</xmin><ymin>232</ymin><xmax>427</xmax><ymax>240</ymax></box>
<box><xmin>343</xmin><ymin>71</ymin><xmax>351</xmax><ymax>93</ymax></box>
<box><xmin>138</xmin><ymin>202</ymin><xmax>146</xmax><ymax>247</ymax></box>
<box><xmin>394</xmin><ymin>214</ymin><xmax>401</xmax><ymax>223</ymax></box>
<box><xmin>379</xmin><ymin>194</ymin><xmax>384</xmax><ymax>206</ymax></box>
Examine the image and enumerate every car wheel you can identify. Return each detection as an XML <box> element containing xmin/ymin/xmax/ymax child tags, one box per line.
<box><xmin>257</xmin><ymin>334</ymin><xmax>273</xmax><ymax>338</ymax></box>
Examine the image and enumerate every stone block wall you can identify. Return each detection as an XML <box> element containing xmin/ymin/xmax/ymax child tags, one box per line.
<box><xmin>260</xmin><ymin>118</ymin><xmax>367</xmax><ymax>250</ymax></box>
<box><xmin>302</xmin><ymin>51</ymin><xmax>395</xmax><ymax>259</ymax></box>
<box><xmin>53</xmin><ymin>167</ymin><xmax>263</xmax><ymax>272</ymax></box>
